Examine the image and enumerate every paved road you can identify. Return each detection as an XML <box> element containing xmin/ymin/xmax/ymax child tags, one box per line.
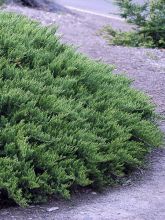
<box><xmin>54</xmin><ymin>0</ymin><xmax>120</xmax><ymax>16</ymax></box>
<box><xmin>54</xmin><ymin>0</ymin><xmax>146</xmax><ymax>16</ymax></box>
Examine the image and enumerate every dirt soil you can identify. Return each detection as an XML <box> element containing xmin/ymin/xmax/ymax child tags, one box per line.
<box><xmin>1</xmin><ymin>3</ymin><xmax>165</xmax><ymax>220</ymax></box>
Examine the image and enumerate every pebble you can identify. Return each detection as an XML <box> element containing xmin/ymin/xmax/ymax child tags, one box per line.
<box><xmin>1</xmin><ymin>211</ymin><xmax>9</xmax><ymax>216</ymax></box>
<box><xmin>91</xmin><ymin>192</ymin><xmax>97</xmax><ymax>195</ymax></box>
<box><xmin>46</xmin><ymin>207</ymin><xmax>59</xmax><ymax>212</ymax></box>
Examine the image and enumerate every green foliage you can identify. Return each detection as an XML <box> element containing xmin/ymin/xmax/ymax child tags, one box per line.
<box><xmin>106</xmin><ymin>0</ymin><xmax>165</xmax><ymax>48</ymax></box>
<box><xmin>116</xmin><ymin>0</ymin><xmax>149</xmax><ymax>26</ymax></box>
<box><xmin>0</xmin><ymin>0</ymin><xmax>5</xmax><ymax>6</ymax></box>
<box><xmin>103</xmin><ymin>26</ymin><xmax>156</xmax><ymax>48</ymax></box>
<box><xmin>0</xmin><ymin>13</ymin><xmax>162</xmax><ymax>206</ymax></box>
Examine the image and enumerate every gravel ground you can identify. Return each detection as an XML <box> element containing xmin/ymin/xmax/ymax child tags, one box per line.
<box><xmin>1</xmin><ymin>3</ymin><xmax>165</xmax><ymax>220</ymax></box>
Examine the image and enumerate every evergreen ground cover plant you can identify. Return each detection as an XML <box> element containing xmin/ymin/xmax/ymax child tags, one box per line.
<box><xmin>0</xmin><ymin>12</ymin><xmax>162</xmax><ymax>207</ymax></box>
<box><xmin>104</xmin><ymin>0</ymin><xmax>165</xmax><ymax>48</ymax></box>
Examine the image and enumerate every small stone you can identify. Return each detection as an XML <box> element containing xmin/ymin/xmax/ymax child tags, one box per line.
<box><xmin>83</xmin><ymin>216</ymin><xmax>93</xmax><ymax>220</ymax></box>
<box><xmin>1</xmin><ymin>211</ymin><xmax>9</xmax><ymax>216</ymax></box>
<box><xmin>91</xmin><ymin>192</ymin><xmax>97</xmax><ymax>195</ymax></box>
<box><xmin>46</xmin><ymin>207</ymin><xmax>59</xmax><ymax>212</ymax></box>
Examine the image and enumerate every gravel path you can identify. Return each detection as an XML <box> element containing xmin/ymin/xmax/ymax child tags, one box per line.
<box><xmin>1</xmin><ymin>3</ymin><xmax>165</xmax><ymax>220</ymax></box>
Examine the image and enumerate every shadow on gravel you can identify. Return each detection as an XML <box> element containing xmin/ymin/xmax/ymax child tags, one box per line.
<box><xmin>15</xmin><ymin>0</ymin><xmax>71</xmax><ymax>13</ymax></box>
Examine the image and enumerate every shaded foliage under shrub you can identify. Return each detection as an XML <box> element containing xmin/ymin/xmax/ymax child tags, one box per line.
<box><xmin>0</xmin><ymin>13</ymin><xmax>162</xmax><ymax>206</ymax></box>
<box><xmin>0</xmin><ymin>0</ymin><xmax>42</xmax><ymax>7</ymax></box>
<box><xmin>0</xmin><ymin>0</ymin><xmax>5</xmax><ymax>6</ymax></box>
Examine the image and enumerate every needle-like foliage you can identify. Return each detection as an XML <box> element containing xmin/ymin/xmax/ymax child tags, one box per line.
<box><xmin>0</xmin><ymin>13</ymin><xmax>162</xmax><ymax>206</ymax></box>
<box><xmin>113</xmin><ymin>0</ymin><xmax>165</xmax><ymax>48</ymax></box>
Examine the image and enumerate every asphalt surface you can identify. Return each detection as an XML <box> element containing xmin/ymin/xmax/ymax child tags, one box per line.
<box><xmin>54</xmin><ymin>0</ymin><xmax>120</xmax><ymax>15</ymax></box>
<box><xmin>54</xmin><ymin>0</ymin><xmax>147</xmax><ymax>16</ymax></box>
